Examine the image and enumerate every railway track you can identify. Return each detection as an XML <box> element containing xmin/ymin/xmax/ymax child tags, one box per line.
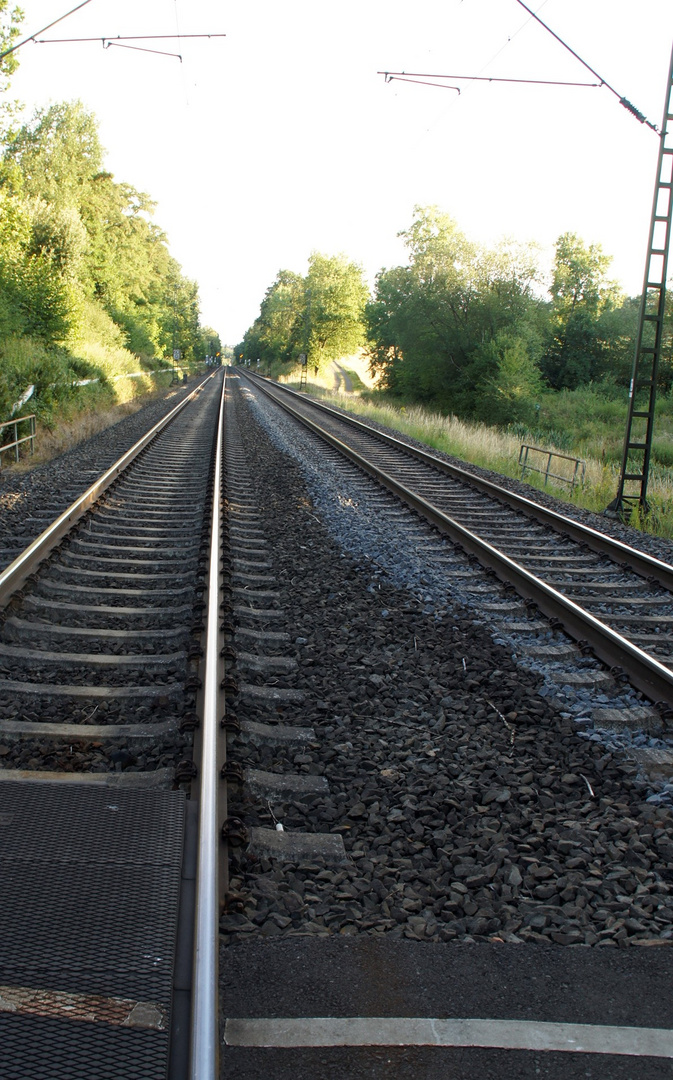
<box><xmin>0</xmin><ymin>370</ymin><xmax>227</xmax><ymax>1079</ymax></box>
<box><xmin>5</xmin><ymin>366</ymin><xmax>673</xmax><ymax>1077</ymax></box>
<box><xmin>220</xmin><ymin>373</ymin><xmax>673</xmax><ymax>1077</ymax></box>
<box><xmin>239</xmin><ymin>370</ymin><xmax>673</xmax><ymax>716</ymax></box>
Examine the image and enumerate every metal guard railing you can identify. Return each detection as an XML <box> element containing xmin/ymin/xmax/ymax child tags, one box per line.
<box><xmin>519</xmin><ymin>443</ymin><xmax>586</xmax><ymax>492</ymax></box>
<box><xmin>0</xmin><ymin>414</ymin><xmax>36</xmax><ymax>467</ymax></box>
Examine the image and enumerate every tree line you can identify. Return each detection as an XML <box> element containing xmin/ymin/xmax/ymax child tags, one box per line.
<box><xmin>0</xmin><ymin>3</ymin><xmax>219</xmax><ymax>421</ymax></box>
<box><xmin>238</xmin><ymin>204</ymin><xmax>661</xmax><ymax>428</ymax></box>
<box><xmin>0</xmin><ymin>100</ymin><xmax>219</xmax><ymax>361</ymax></box>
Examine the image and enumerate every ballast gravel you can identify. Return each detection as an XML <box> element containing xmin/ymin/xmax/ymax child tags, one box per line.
<box><xmin>222</xmin><ymin>378</ymin><xmax>673</xmax><ymax>948</ymax></box>
<box><xmin>238</xmin><ymin>380</ymin><xmax>669</xmax><ymax>735</ymax></box>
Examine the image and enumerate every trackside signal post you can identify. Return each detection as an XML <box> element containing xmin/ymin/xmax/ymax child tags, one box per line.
<box><xmin>610</xmin><ymin>43</ymin><xmax>673</xmax><ymax>518</ymax></box>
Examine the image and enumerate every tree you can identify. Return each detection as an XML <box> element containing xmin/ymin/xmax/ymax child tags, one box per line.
<box><xmin>475</xmin><ymin>330</ymin><xmax>544</xmax><ymax>425</ymax></box>
<box><xmin>6</xmin><ymin>101</ymin><xmax>104</xmax><ymax>206</ymax></box>
<box><xmin>0</xmin><ymin>2</ymin><xmax>21</xmax><ymax>76</ymax></box>
<box><xmin>1</xmin><ymin>100</ymin><xmax>210</xmax><ymax>362</ymax></box>
<box><xmin>541</xmin><ymin>232</ymin><xmax>622</xmax><ymax>389</ymax></box>
<box><xmin>238</xmin><ymin>255</ymin><xmax>368</xmax><ymax>374</ymax></box>
<box><xmin>365</xmin><ymin>206</ymin><xmax>543</xmax><ymax>416</ymax></box>
<box><xmin>0</xmin><ymin>162</ymin><xmax>78</xmax><ymax>342</ymax></box>
<box><xmin>0</xmin><ymin>1</ymin><xmax>22</xmax><ymax>139</ymax></box>
<box><xmin>247</xmin><ymin>269</ymin><xmax>304</xmax><ymax>366</ymax></box>
<box><xmin>304</xmin><ymin>253</ymin><xmax>368</xmax><ymax>372</ymax></box>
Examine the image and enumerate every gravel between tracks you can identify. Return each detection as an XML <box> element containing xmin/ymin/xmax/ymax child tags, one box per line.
<box><xmin>222</xmin><ymin>379</ymin><xmax>673</xmax><ymax>949</ymax></box>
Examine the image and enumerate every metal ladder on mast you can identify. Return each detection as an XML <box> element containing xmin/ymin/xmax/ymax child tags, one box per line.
<box><xmin>610</xmin><ymin>47</ymin><xmax>673</xmax><ymax>518</ymax></box>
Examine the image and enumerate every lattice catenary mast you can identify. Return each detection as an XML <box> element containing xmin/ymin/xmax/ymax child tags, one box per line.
<box><xmin>609</xmin><ymin>44</ymin><xmax>673</xmax><ymax>517</ymax></box>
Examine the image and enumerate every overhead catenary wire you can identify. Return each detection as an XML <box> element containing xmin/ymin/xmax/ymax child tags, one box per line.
<box><xmin>379</xmin><ymin>71</ymin><xmax>599</xmax><ymax>89</ymax></box>
<box><xmin>105</xmin><ymin>42</ymin><xmax>183</xmax><ymax>61</ymax></box>
<box><xmin>512</xmin><ymin>0</ymin><xmax>659</xmax><ymax>131</ymax></box>
<box><xmin>16</xmin><ymin>30</ymin><xmax>225</xmax><ymax>68</ymax></box>
<box><xmin>391</xmin><ymin>0</ymin><xmax>552</xmax><ymax>154</ymax></box>
<box><xmin>173</xmin><ymin>0</ymin><xmax>192</xmax><ymax>109</ymax></box>
<box><xmin>0</xmin><ymin>0</ymin><xmax>94</xmax><ymax>62</ymax></box>
<box><xmin>383</xmin><ymin>74</ymin><xmax>461</xmax><ymax>93</ymax></box>
<box><xmin>381</xmin><ymin>1</ymin><xmax>659</xmax><ymax>134</ymax></box>
<box><xmin>31</xmin><ymin>33</ymin><xmax>227</xmax><ymax>45</ymax></box>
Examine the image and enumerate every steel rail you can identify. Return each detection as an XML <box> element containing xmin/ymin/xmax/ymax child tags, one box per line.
<box><xmin>189</xmin><ymin>369</ymin><xmax>226</xmax><ymax>1080</ymax></box>
<box><xmin>241</xmin><ymin>372</ymin><xmax>673</xmax><ymax>707</ymax></box>
<box><xmin>0</xmin><ymin>372</ymin><xmax>217</xmax><ymax>609</ymax></box>
<box><xmin>247</xmin><ymin>372</ymin><xmax>673</xmax><ymax>593</ymax></box>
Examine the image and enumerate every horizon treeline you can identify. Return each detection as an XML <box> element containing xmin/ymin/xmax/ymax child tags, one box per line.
<box><xmin>237</xmin><ymin>204</ymin><xmax>668</xmax><ymax>428</ymax></box>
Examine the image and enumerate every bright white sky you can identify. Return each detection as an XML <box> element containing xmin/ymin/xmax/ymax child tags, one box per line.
<box><xmin>7</xmin><ymin>0</ymin><xmax>673</xmax><ymax>347</ymax></box>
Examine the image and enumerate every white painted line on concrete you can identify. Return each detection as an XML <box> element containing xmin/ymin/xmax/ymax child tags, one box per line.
<box><xmin>223</xmin><ymin>1017</ymin><xmax>673</xmax><ymax>1058</ymax></box>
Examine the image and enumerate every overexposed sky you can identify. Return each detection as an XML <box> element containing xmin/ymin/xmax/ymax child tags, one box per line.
<box><xmin>7</xmin><ymin>0</ymin><xmax>673</xmax><ymax>345</ymax></box>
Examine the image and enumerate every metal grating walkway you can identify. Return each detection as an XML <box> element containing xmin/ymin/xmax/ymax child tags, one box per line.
<box><xmin>0</xmin><ymin>780</ymin><xmax>186</xmax><ymax>1079</ymax></box>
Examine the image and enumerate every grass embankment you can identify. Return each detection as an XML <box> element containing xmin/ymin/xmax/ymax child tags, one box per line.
<box><xmin>279</xmin><ymin>370</ymin><xmax>673</xmax><ymax>540</ymax></box>
<box><xmin>1</xmin><ymin>300</ymin><xmax>200</xmax><ymax>470</ymax></box>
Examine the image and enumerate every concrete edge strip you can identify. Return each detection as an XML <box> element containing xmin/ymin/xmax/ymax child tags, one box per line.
<box><xmin>222</xmin><ymin>1016</ymin><xmax>673</xmax><ymax>1058</ymax></box>
<box><xmin>0</xmin><ymin>984</ymin><xmax>167</xmax><ymax>1031</ymax></box>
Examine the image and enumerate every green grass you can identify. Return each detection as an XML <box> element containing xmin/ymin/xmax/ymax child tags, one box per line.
<box><xmin>338</xmin><ymin>365</ymin><xmax>367</xmax><ymax>392</ymax></box>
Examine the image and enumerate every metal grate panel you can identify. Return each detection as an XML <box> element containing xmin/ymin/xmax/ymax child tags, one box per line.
<box><xmin>0</xmin><ymin>780</ymin><xmax>186</xmax><ymax>1078</ymax></box>
<box><xmin>0</xmin><ymin>862</ymin><xmax>181</xmax><ymax>1000</ymax></box>
<box><xmin>0</xmin><ymin>780</ymin><xmax>184</xmax><ymax>866</ymax></box>
<box><xmin>0</xmin><ymin>1014</ymin><xmax>168</xmax><ymax>1079</ymax></box>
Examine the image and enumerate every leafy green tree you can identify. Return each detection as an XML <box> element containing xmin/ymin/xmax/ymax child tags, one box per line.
<box><xmin>475</xmin><ymin>330</ymin><xmax>544</xmax><ymax>425</ymax></box>
<box><xmin>3</xmin><ymin>101</ymin><xmax>210</xmax><ymax>361</ymax></box>
<box><xmin>197</xmin><ymin>325</ymin><xmax>223</xmax><ymax>362</ymax></box>
<box><xmin>365</xmin><ymin>206</ymin><xmax>543</xmax><ymax>416</ymax></box>
<box><xmin>244</xmin><ymin>269</ymin><xmax>304</xmax><ymax>367</ymax></box>
<box><xmin>363</xmin><ymin>265</ymin><xmax>408</xmax><ymax>390</ymax></box>
<box><xmin>303</xmin><ymin>253</ymin><xmax>368</xmax><ymax>372</ymax></box>
<box><xmin>6</xmin><ymin>101</ymin><xmax>104</xmax><ymax>206</ymax></box>
<box><xmin>238</xmin><ymin>255</ymin><xmax>368</xmax><ymax>374</ymax></box>
<box><xmin>0</xmin><ymin>1</ymin><xmax>22</xmax><ymax>138</ymax></box>
<box><xmin>0</xmin><ymin>163</ymin><xmax>77</xmax><ymax>342</ymax></box>
<box><xmin>541</xmin><ymin>232</ymin><xmax>622</xmax><ymax>389</ymax></box>
<box><xmin>0</xmin><ymin>2</ymin><xmax>21</xmax><ymax>75</ymax></box>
